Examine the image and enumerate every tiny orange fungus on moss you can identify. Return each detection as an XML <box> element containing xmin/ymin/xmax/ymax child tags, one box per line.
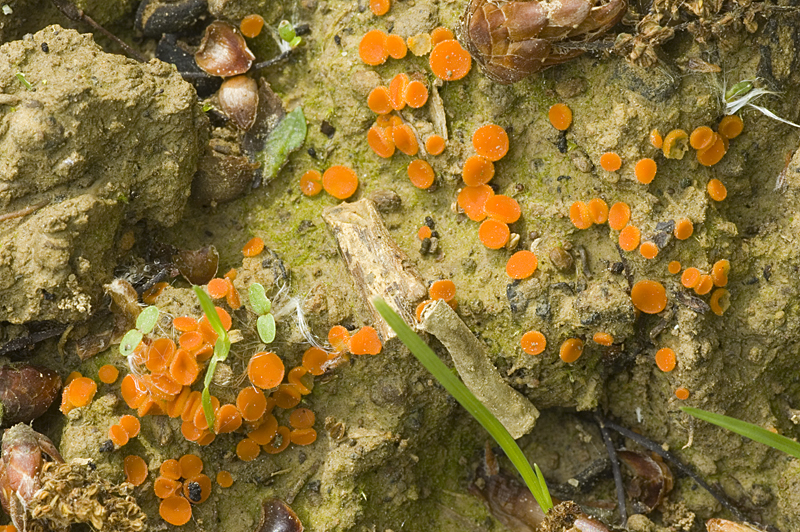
<box><xmin>457</xmin><ymin>185</ymin><xmax>494</xmax><ymax>221</ymax></box>
<box><xmin>587</xmin><ymin>198</ymin><xmax>608</xmax><ymax>224</ymax></box>
<box><xmin>359</xmin><ymin>30</ymin><xmax>389</xmax><ymax>66</ymax></box>
<box><xmin>569</xmin><ymin>201</ymin><xmax>592</xmax><ymax>230</ymax></box>
<box><xmin>484</xmin><ymin>195</ymin><xmax>520</xmax><ymax>223</ymax></box>
<box><xmin>429</xmin><ymin>39</ymin><xmax>472</xmax><ymax>80</ymax></box>
<box><xmin>559</xmin><ymin>338</ymin><xmax>584</xmax><ymax>363</ymax></box>
<box><xmin>216</xmin><ymin>471</ymin><xmax>234</xmax><ymax>488</ymax></box>
<box><xmin>404</xmin><ymin>80</ymin><xmax>428</xmax><ymax>108</ymax></box>
<box><xmin>407</xmin><ymin>159</ymin><xmax>435</xmax><ymax>189</ymax></box>
<box><xmin>124</xmin><ymin>455</ymin><xmax>148</xmax><ymax>486</ymax></box>
<box><xmin>462</xmin><ymin>156</ymin><xmax>494</xmax><ymax>186</ymax></box>
<box><xmin>639</xmin><ymin>241</ymin><xmax>658</xmax><ymax>259</ymax></box>
<box><xmin>322</xmin><ymin>165</ymin><xmax>359</xmax><ymax>199</ymax></box>
<box><xmin>386</xmin><ymin>34</ymin><xmax>407</xmax><ymax>59</ymax></box>
<box><xmin>650</xmin><ymin>129</ymin><xmax>663</xmax><ymax>149</ymax></box>
<box><xmin>663</xmin><ymin>129</ymin><xmax>689</xmax><ymax>159</ymax></box>
<box><xmin>242</xmin><ymin>237</ymin><xmax>265</xmax><ymax>257</ymax></box>
<box><xmin>98</xmin><ymin>364</ymin><xmax>119</xmax><ymax>384</ymax></box>
<box><xmin>674</xmin><ymin>218</ymin><xmax>693</xmax><ymax>240</ymax></box>
<box><xmin>630</xmin><ymin>280</ymin><xmax>667</xmax><ymax>314</ymax></box>
<box><xmin>472</xmin><ymin>124</ymin><xmax>509</xmax><ymax>162</ymax></box>
<box><xmin>634</xmin><ymin>158</ymin><xmax>657</xmax><ymax>184</ymax></box>
<box><xmin>350</xmin><ymin>326</ymin><xmax>382</xmax><ymax>355</ymax></box>
<box><xmin>506</xmin><ymin>250</ymin><xmax>538</xmax><ymax>279</ymax></box>
<box><xmin>608</xmin><ymin>202</ymin><xmax>631</xmax><ymax>231</ymax></box>
<box><xmin>429</xmin><ymin>279</ymin><xmax>456</xmax><ymax>301</ymax></box>
<box><xmin>711</xmin><ymin>259</ymin><xmax>730</xmax><ymax>287</ymax></box>
<box><xmin>668</xmin><ymin>261</ymin><xmax>681</xmax><ymax>275</ymax></box>
<box><xmin>425</xmin><ymin>134</ymin><xmax>446</xmax><ymax>155</ymax></box>
<box><xmin>709</xmin><ymin>288</ymin><xmax>730</xmax><ymax>316</ymax></box>
<box><xmin>655</xmin><ymin>347</ymin><xmax>676</xmax><ymax>372</ymax></box>
<box><xmin>367</xmin><ymin>86</ymin><xmax>392</xmax><ymax>115</ymax></box>
<box><xmin>707</xmin><ymin>178</ymin><xmax>727</xmax><ymax>201</ymax></box>
<box><xmin>618</xmin><ymin>225</ymin><xmax>641</xmax><ymax>252</ymax></box>
<box><xmin>548</xmin><ymin>103</ymin><xmax>572</xmax><ymax>131</ymax></box>
<box><xmin>718</xmin><ymin>115</ymin><xmax>743</xmax><ymax>139</ymax></box>
<box><xmin>430</xmin><ymin>26</ymin><xmax>454</xmax><ymax>46</ymax></box>
<box><xmin>478</xmin><ymin>219</ymin><xmax>510</xmax><ymax>249</ymax></box>
<box><xmin>599</xmin><ymin>152</ymin><xmax>621</xmax><ymax>172</ymax></box>
<box><xmin>240</xmin><ymin>14</ymin><xmax>265</xmax><ymax>38</ymax></box>
<box><xmin>392</xmin><ymin>124</ymin><xmax>420</xmax><ymax>156</ymax></box>
<box><xmin>300</xmin><ymin>169</ymin><xmax>323</xmax><ymax>196</ymax></box>
<box><xmin>592</xmin><ymin>332</ymin><xmax>613</xmax><ymax>346</ymax></box>
<box><xmin>675</xmin><ymin>387</ymin><xmax>690</xmax><ymax>400</ymax></box>
<box><xmin>520</xmin><ymin>331</ymin><xmax>546</xmax><ymax>355</ymax></box>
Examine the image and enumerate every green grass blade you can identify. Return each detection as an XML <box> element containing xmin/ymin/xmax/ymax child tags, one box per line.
<box><xmin>681</xmin><ymin>406</ymin><xmax>800</xmax><ymax>459</ymax></box>
<box><xmin>534</xmin><ymin>463</ymin><xmax>553</xmax><ymax>510</ymax></box>
<box><xmin>193</xmin><ymin>286</ymin><xmax>231</xmax><ymax>432</ymax></box>
<box><xmin>374</xmin><ymin>298</ymin><xmax>552</xmax><ymax>512</ymax></box>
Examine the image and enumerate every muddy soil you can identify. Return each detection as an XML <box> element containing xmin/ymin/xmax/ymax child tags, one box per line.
<box><xmin>2</xmin><ymin>0</ymin><xmax>800</xmax><ymax>531</ymax></box>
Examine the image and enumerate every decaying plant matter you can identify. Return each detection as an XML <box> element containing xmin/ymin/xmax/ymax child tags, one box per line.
<box><xmin>458</xmin><ymin>0</ymin><xmax>627</xmax><ymax>83</ymax></box>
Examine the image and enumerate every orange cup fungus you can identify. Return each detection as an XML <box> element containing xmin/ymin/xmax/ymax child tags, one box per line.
<box><xmin>430</xmin><ymin>27</ymin><xmax>454</xmax><ymax>46</ymax></box>
<box><xmin>484</xmin><ymin>195</ymin><xmax>520</xmax><ymax>224</ymax></box>
<box><xmin>367</xmin><ymin>86</ymin><xmax>392</xmax><ymax>115</ymax></box>
<box><xmin>668</xmin><ymin>261</ymin><xmax>682</xmax><ymax>275</ymax></box>
<box><xmin>389</xmin><ymin>73</ymin><xmax>409</xmax><ymax>110</ymax></box>
<box><xmin>559</xmin><ymin>338</ymin><xmax>584</xmax><ymax>363</ymax></box>
<box><xmin>472</xmin><ymin>124</ymin><xmax>509</xmax><ymax>162</ymax></box>
<box><xmin>386</xmin><ymin>34</ymin><xmax>407</xmax><ymax>59</ymax></box>
<box><xmin>711</xmin><ymin>259</ymin><xmax>730</xmax><ymax>287</ymax></box>
<box><xmin>124</xmin><ymin>455</ymin><xmax>148</xmax><ymax>486</ymax></box>
<box><xmin>634</xmin><ymin>158</ymin><xmax>657</xmax><ymax>184</ymax></box>
<box><xmin>303</xmin><ymin>347</ymin><xmax>331</xmax><ymax>376</ymax></box>
<box><xmin>367</xmin><ymin>125</ymin><xmax>396</xmax><ymax>158</ymax></box>
<box><xmin>248</xmin><ymin>352</ymin><xmax>285</xmax><ymax>390</ymax></box>
<box><xmin>462</xmin><ymin>156</ymin><xmax>494</xmax><ymax>186</ymax></box>
<box><xmin>662</xmin><ymin>129</ymin><xmax>689</xmax><ymax>159</ymax></box>
<box><xmin>429</xmin><ymin>39</ymin><xmax>472</xmax><ymax>81</ymax></box>
<box><xmin>240</xmin><ymin>14</ymin><xmax>265</xmax><ymax>38</ymax></box>
<box><xmin>207</xmin><ymin>278</ymin><xmax>229</xmax><ymax>299</ymax></box>
<box><xmin>707</xmin><ymin>179</ymin><xmax>727</xmax><ymax>201</ymax></box>
<box><xmin>592</xmin><ymin>332</ymin><xmax>614</xmax><ymax>346</ymax></box>
<box><xmin>392</xmin><ymin>124</ymin><xmax>420</xmax><ymax>156</ymax></box>
<box><xmin>649</xmin><ymin>129</ymin><xmax>663</xmax><ymax>149</ymax></box>
<box><xmin>216</xmin><ymin>471</ymin><xmax>234</xmax><ymax>488</ymax></box>
<box><xmin>608</xmin><ymin>202</ymin><xmax>631</xmax><ymax>231</ymax></box>
<box><xmin>718</xmin><ymin>115</ymin><xmax>743</xmax><ymax>139</ymax></box>
<box><xmin>618</xmin><ymin>225</ymin><xmax>641</xmax><ymax>252</ymax></box>
<box><xmin>242</xmin><ymin>237</ymin><xmax>265</xmax><ymax>257</ymax></box>
<box><xmin>61</xmin><ymin>376</ymin><xmax>98</xmax><ymax>414</ymax></box>
<box><xmin>359</xmin><ymin>30</ymin><xmax>389</xmax><ymax>66</ymax></box>
<box><xmin>630</xmin><ymin>280</ymin><xmax>667</xmax><ymax>314</ymax></box>
<box><xmin>289</xmin><ymin>408</ymin><xmax>316</xmax><ymax>430</ymax></box>
<box><xmin>548</xmin><ymin>103</ymin><xmax>572</xmax><ymax>131</ymax></box>
<box><xmin>429</xmin><ymin>279</ymin><xmax>456</xmax><ymax>301</ymax></box>
<box><xmin>520</xmin><ymin>331</ymin><xmax>546</xmax><ymax>355</ymax></box>
<box><xmin>457</xmin><ymin>185</ymin><xmax>494</xmax><ymax>221</ymax></box>
<box><xmin>478</xmin><ymin>219</ymin><xmax>510</xmax><ymax>249</ymax></box>
<box><xmin>425</xmin><ymin>134</ymin><xmax>446</xmax><ymax>155</ymax></box>
<box><xmin>350</xmin><ymin>326</ymin><xmax>382</xmax><ymax>355</ymax></box>
<box><xmin>694</xmin><ymin>274</ymin><xmax>714</xmax><ymax>295</ymax></box>
<box><xmin>674</xmin><ymin>218</ymin><xmax>693</xmax><ymax>240</ymax></box>
<box><xmin>697</xmin><ymin>134</ymin><xmax>726</xmax><ymax>166</ymax></box>
<box><xmin>569</xmin><ymin>201</ymin><xmax>592</xmax><ymax>230</ymax></box>
<box><xmin>587</xmin><ymin>198</ymin><xmax>609</xmax><ymax>224</ymax></box>
<box><xmin>407</xmin><ymin>159</ymin><xmax>435</xmax><ymax>189</ymax></box>
<box><xmin>404</xmin><ymin>80</ymin><xmax>428</xmax><ymax>108</ymax></box>
<box><xmin>98</xmin><ymin>364</ymin><xmax>119</xmax><ymax>384</ymax></box>
<box><xmin>689</xmin><ymin>126</ymin><xmax>715</xmax><ymax>150</ymax></box>
<box><xmin>506</xmin><ymin>250</ymin><xmax>538</xmax><ymax>280</ymax></box>
<box><xmin>369</xmin><ymin>0</ymin><xmax>390</xmax><ymax>15</ymax></box>
<box><xmin>639</xmin><ymin>241</ymin><xmax>658</xmax><ymax>260</ymax></box>
<box><xmin>599</xmin><ymin>152</ymin><xmax>621</xmax><ymax>172</ymax></box>
<box><xmin>655</xmin><ymin>347</ymin><xmax>676</xmax><ymax>372</ymax></box>
<box><xmin>290</xmin><ymin>428</ymin><xmax>318</xmax><ymax>446</ymax></box>
<box><xmin>323</xmin><ymin>165</ymin><xmax>359</xmax><ymax>199</ymax></box>
<box><xmin>675</xmin><ymin>387</ymin><xmax>690</xmax><ymax>400</ymax></box>
<box><xmin>160</xmin><ymin>496</ymin><xmax>192</xmax><ymax>526</ymax></box>
<box><xmin>300</xmin><ymin>169</ymin><xmax>323</xmax><ymax>196</ymax></box>
<box><xmin>709</xmin><ymin>288</ymin><xmax>730</xmax><ymax>316</ymax></box>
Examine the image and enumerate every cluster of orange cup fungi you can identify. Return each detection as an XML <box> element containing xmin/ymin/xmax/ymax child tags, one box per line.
<box><xmin>520</xmin><ymin>330</ymin><xmax>616</xmax><ymax>363</ymax></box>
<box><xmin>671</xmin><ymin>259</ymin><xmax>731</xmax><ymax>316</ymax></box>
<box><xmin>108</xmin><ymin>414</ymin><xmax>141</xmax><ymax>447</ymax></box>
<box><xmin>415</xmin><ymin>279</ymin><xmax>458</xmax><ymax>321</ymax></box>
<box><xmin>299</xmin><ymin>166</ymin><xmax>359</xmax><ymax>200</ymax></box>
<box><xmin>152</xmin><ymin>454</ymin><xmax>216</xmax><ymax>526</ymax></box>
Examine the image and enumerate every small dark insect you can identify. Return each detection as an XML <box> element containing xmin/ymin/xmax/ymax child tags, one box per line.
<box><xmin>187</xmin><ymin>481</ymin><xmax>202</xmax><ymax>502</ymax></box>
<box><xmin>459</xmin><ymin>0</ymin><xmax>627</xmax><ymax>84</ymax></box>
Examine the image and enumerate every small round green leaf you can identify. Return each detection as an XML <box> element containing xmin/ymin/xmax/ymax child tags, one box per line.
<box><xmin>136</xmin><ymin>305</ymin><xmax>159</xmax><ymax>334</ymax></box>
<box><xmin>248</xmin><ymin>283</ymin><xmax>271</xmax><ymax>315</ymax></box>
<box><xmin>278</xmin><ymin>20</ymin><xmax>296</xmax><ymax>42</ymax></box>
<box><xmin>120</xmin><ymin>329</ymin><xmax>143</xmax><ymax>357</ymax></box>
<box><xmin>257</xmin><ymin>314</ymin><xmax>276</xmax><ymax>344</ymax></box>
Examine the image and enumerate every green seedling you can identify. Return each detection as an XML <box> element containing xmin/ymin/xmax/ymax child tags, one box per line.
<box><xmin>15</xmin><ymin>72</ymin><xmax>32</xmax><ymax>90</ymax></box>
<box><xmin>119</xmin><ymin>305</ymin><xmax>160</xmax><ymax>357</ymax></box>
<box><xmin>723</xmin><ymin>78</ymin><xmax>800</xmax><ymax>128</ymax></box>
<box><xmin>373</xmin><ymin>298</ymin><xmax>553</xmax><ymax>512</ymax></box>
<box><xmin>194</xmin><ymin>286</ymin><xmax>231</xmax><ymax>431</ymax></box>
<box><xmin>256</xmin><ymin>106</ymin><xmax>307</xmax><ymax>181</ymax></box>
<box><xmin>248</xmin><ymin>283</ymin><xmax>276</xmax><ymax>343</ymax></box>
<box><xmin>682</xmin><ymin>407</ymin><xmax>800</xmax><ymax>459</ymax></box>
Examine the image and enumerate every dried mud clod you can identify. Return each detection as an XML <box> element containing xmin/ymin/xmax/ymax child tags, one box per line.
<box><xmin>28</xmin><ymin>461</ymin><xmax>146</xmax><ymax>532</ymax></box>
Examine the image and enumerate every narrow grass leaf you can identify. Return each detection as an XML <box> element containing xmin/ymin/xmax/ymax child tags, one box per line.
<box><xmin>374</xmin><ymin>297</ymin><xmax>552</xmax><ymax>512</ymax></box>
<box><xmin>193</xmin><ymin>286</ymin><xmax>231</xmax><ymax>432</ymax></box>
<box><xmin>682</xmin><ymin>406</ymin><xmax>800</xmax><ymax>459</ymax></box>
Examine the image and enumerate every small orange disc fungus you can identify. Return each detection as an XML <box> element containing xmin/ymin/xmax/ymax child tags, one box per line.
<box><xmin>675</xmin><ymin>387</ymin><xmax>690</xmax><ymax>400</ymax></box>
<box><xmin>608</xmin><ymin>202</ymin><xmax>631</xmax><ymax>231</ymax></box>
<box><xmin>98</xmin><ymin>364</ymin><xmax>119</xmax><ymax>384</ymax></box>
<box><xmin>662</xmin><ymin>129</ymin><xmax>689</xmax><ymax>159</ymax></box>
<box><xmin>674</xmin><ymin>218</ymin><xmax>693</xmax><ymax>240</ymax></box>
<box><xmin>709</xmin><ymin>288</ymin><xmax>730</xmax><ymax>316</ymax></box>
<box><xmin>484</xmin><ymin>195</ymin><xmax>520</xmax><ymax>224</ymax></box>
<box><xmin>109</xmin><ymin>424</ymin><xmax>129</xmax><ymax>447</ymax></box>
<box><xmin>711</xmin><ymin>259</ymin><xmax>730</xmax><ymax>287</ymax></box>
<box><xmin>350</xmin><ymin>326</ymin><xmax>382</xmax><ymax>355</ymax></box>
<box><xmin>264</xmin><ymin>426</ymin><xmax>292</xmax><ymax>454</ymax></box>
<box><xmin>407</xmin><ymin>159</ymin><xmax>435</xmax><ymax>189</ymax></box>
<box><xmin>67</xmin><ymin>377</ymin><xmax>97</xmax><ymax>408</ymax></box>
<box><xmin>300</xmin><ymin>169</ymin><xmax>323</xmax><ymax>196</ymax></box>
<box><xmin>429</xmin><ymin>279</ymin><xmax>456</xmax><ymax>301</ymax></box>
<box><xmin>668</xmin><ymin>261</ymin><xmax>682</xmax><ymax>275</ymax></box>
<box><xmin>248</xmin><ymin>415</ymin><xmax>278</xmax><ymax>445</ymax></box>
<box><xmin>681</xmin><ymin>267</ymin><xmax>701</xmax><ymax>289</ymax></box>
<box><xmin>418</xmin><ymin>226</ymin><xmax>432</xmax><ymax>240</ymax></box>
<box><xmin>237</xmin><ymin>438</ymin><xmax>262</xmax><ymax>461</ymax></box>
<box><xmin>634</xmin><ymin>158</ymin><xmax>657</xmax><ymax>184</ymax></box>
<box><xmin>569</xmin><ymin>201</ymin><xmax>592</xmax><ymax>230</ymax></box>
<box><xmin>240</xmin><ymin>14</ymin><xmax>265</xmax><ymax>38</ymax></box>
<box><xmin>655</xmin><ymin>347</ymin><xmax>676</xmax><ymax>372</ymax></box>
<box><xmin>639</xmin><ymin>242</ymin><xmax>658</xmax><ymax>260</ymax></box>
<box><xmin>179</xmin><ymin>331</ymin><xmax>203</xmax><ymax>352</ymax></box>
<box><xmin>520</xmin><ymin>331</ymin><xmax>546</xmax><ymax>355</ymax></box>
<box><xmin>599</xmin><ymin>152</ymin><xmax>622</xmax><ymax>172</ymax></box>
<box><xmin>322</xmin><ymin>165</ymin><xmax>359</xmax><ymax>199</ymax></box>
<box><xmin>237</xmin><ymin>387</ymin><xmax>267</xmax><ymax>422</ymax></box>
<box><xmin>214</xmin><ymin>404</ymin><xmax>243</xmax><ymax>433</ymax></box>
<box><xmin>328</xmin><ymin>325</ymin><xmax>351</xmax><ymax>352</ymax></box>
<box><xmin>548</xmin><ymin>103</ymin><xmax>572</xmax><ymax>131</ymax></box>
<box><xmin>160</xmin><ymin>496</ymin><xmax>192</xmax><ymax>526</ymax></box>
<box><xmin>302</xmin><ymin>347</ymin><xmax>331</xmax><ymax>376</ymax></box>
<box><xmin>559</xmin><ymin>338</ymin><xmax>584</xmax><ymax>363</ymax></box>
<box><xmin>216</xmin><ymin>471</ymin><xmax>234</xmax><ymax>488</ymax></box>
<box><xmin>592</xmin><ymin>332</ymin><xmax>614</xmax><ymax>346</ymax></box>
<box><xmin>290</xmin><ymin>408</ymin><xmax>316</xmax><ymax>430</ymax></box>
<box><xmin>694</xmin><ymin>274</ymin><xmax>714</xmax><ymax>295</ymax></box>
<box><xmin>707</xmin><ymin>179</ymin><xmax>727</xmax><ymax>201</ymax></box>
<box><xmin>173</xmin><ymin>316</ymin><xmax>198</xmax><ymax>332</ymax></box>
<box><xmin>430</xmin><ymin>27</ymin><xmax>454</xmax><ymax>46</ymax></box>
<box><xmin>718</xmin><ymin>115</ymin><xmax>743</xmax><ymax>139</ymax></box>
<box><xmin>697</xmin><ymin>134</ymin><xmax>726</xmax><ymax>166</ymax></box>
<box><xmin>367</xmin><ymin>126</ymin><xmax>396</xmax><ymax>158</ymax></box>
<box><xmin>179</xmin><ymin>454</ymin><xmax>203</xmax><ymax>478</ymax></box>
<box><xmin>120</xmin><ymin>415</ymin><xmax>141</xmax><ymax>438</ymax></box>
<box><xmin>429</xmin><ymin>39</ymin><xmax>472</xmax><ymax>81</ymax></box>
<box><xmin>425</xmin><ymin>134</ymin><xmax>446</xmax><ymax>155</ymax></box>
<box><xmin>462</xmin><ymin>156</ymin><xmax>494</xmax><ymax>186</ymax></box>
<box><xmin>367</xmin><ymin>86</ymin><xmax>392</xmax><ymax>115</ymax></box>
<box><xmin>386</xmin><ymin>34</ymin><xmax>407</xmax><ymax>59</ymax></box>
<box><xmin>184</xmin><ymin>474</ymin><xmax>212</xmax><ymax>504</ymax></box>
<box><xmin>389</xmin><ymin>73</ymin><xmax>409</xmax><ymax>110</ymax></box>
<box><xmin>619</xmin><ymin>225</ymin><xmax>641</xmax><ymax>252</ymax></box>
<box><xmin>392</xmin><ymin>124</ymin><xmax>420</xmax><ymax>156</ymax></box>
<box><xmin>630</xmin><ymin>280</ymin><xmax>667</xmax><ymax>314</ymax></box>
<box><xmin>154</xmin><ymin>476</ymin><xmax>182</xmax><ymax>498</ymax></box>
<box><xmin>273</xmin><ymin>384</ymin><xmax>302</xmax><ymax>409</ymax></box>
<box><xmin>472</xmin><ymin>124</ymin><xmax>509</xmax><ymax>162</ymax></box>
<box><xmin>160</xmin><ymin>459</ymin><xmax>182</xmax><ymax>480</ymax></box>
<box><xmin>587</xmin><ymin>198</ymin><xmax>609</xmax><ymax>225</ymax></box>
<box><xmin>506</xmin><ymin>250</ymin><xmax>538</xmax><ymax>280</ymax></box>
<box><xmin>169</xmin><ymin>349</ymin><xmax>200</xmax><ymax>387</ymax></box>
<box><xmin>457</xmin><ymin>185</ymin><xmax>494</xmax><ymax>221</ymax></box>
<box><xmin>689</xmin><ymin>126</ymin><xmax>715</xmax><ymax>150</ymax></box>
<box><xmin>124</xmin><ymin>455</ymin><xmax>148</xmax><ymax>486</ymax></box>
<box><xmin>248</xmin><ymin>352</ymin><xmax>285</xmax><ymax>390</ymax></box>
<box><xmin>478</xmin><ymin>219</ymin><xmax>510</xmax><ymax>249</ymax></box>
<box><xmin>290</xmin><ymin>428</ymin><xmax>318</xmax><ymax>445</ymax></box>
<box><xmin>370</xmin><ymin>0</ymin><xmax>390</xmax><ymax>15</ymax></box>
<box><xmin>359</xmin><ymin>30</ymin><xmax>389</xmax><ymax>66</ymax></box>
<box><xmin>242</xmin><ymin>237</ymin><xmax>265</xmax><ymax>257</ymax></box>
<box><xmin>649</xmin><ymin>129</ymin><xmax>663</xmax><ymax>149</ymax></box>
<box><xmin>404</xmin><ymin>80</ymin><xmax>428</xmax><ymax>108</ymax></box>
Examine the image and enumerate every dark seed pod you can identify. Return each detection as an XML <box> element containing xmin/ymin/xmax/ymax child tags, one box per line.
<box><xmin>218</xmin><ymin>75</ymin><xmax>258</xmax><ymax>130</ymax></box>
<box><xmin>174</xmin><ymin>245</ymin><xmax>219</xmax><ymax>285</ymax></box>
<box><xmin>256</xmin><ymin>498</ymin><xmax>303</xmax><ymax>532</ymax></box>
<box><xmin>459</xmin><ymin>0</ymin><xmax>627</xmax><ymax>84</ymax></box>
<box><xmin>195</xmin><ymin>21</ymin><xmax>255</xmax><ymax>77</ymax></box>
<box><xmin>136</xmin><ymin>0</ymin><xmax>209</xmax><ymax>37</ymax></box>
<box><xmin>0</xmin><ymin>364</ymin><xmax>62</xmax><ymax>427</ymax></box>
